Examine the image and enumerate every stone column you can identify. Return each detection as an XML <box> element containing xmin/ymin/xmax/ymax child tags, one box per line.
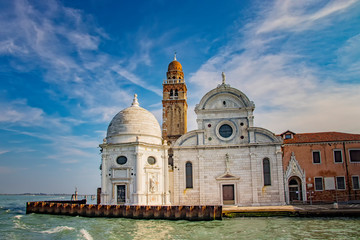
<box><xmin>162</xmin><ymin>145</ymin><xmax>170</xmax><ymax>205</ymax></box>
<box><xmin>101</xmin><ymin>150</ymin><xmax>108</xmax><ymax>204</ymax></box>
<box><xmin>198</xmin><ymin>151</ymin><xmax>204</xmax><ymax>205</ymax></box>
<box><xmin>134</xmin><ymin>151</ymin><xmax>143</xmax><ymax>205</ymax></box>
<box><xmin>276</xmin><ymin>147</ymin><xmax>285</xmax><ymax>205</ymax></box>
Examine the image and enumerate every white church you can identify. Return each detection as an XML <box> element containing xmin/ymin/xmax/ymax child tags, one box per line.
<box><xmin>99</xmin><ymin>57</ymin><xmax>285</xmax><ymax>206</ymax></box>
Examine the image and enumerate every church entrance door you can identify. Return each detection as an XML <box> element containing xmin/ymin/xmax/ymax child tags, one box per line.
<box><xmin>222</xmin><ymin>184</ymin><xmax>235</xmax><ymax>205</ymax></box>
<box><xmin>289</xmin><ymin>177</ymin><xmax>302</xmax><ymax>203</ymax></box>
<box><xmin>117</xmin><ymin>185</ymin><xmax>126</xmax><ymax>204</ymax></box>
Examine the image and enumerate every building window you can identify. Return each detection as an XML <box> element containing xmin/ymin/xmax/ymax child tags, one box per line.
<box><xmin>285</xmin><ymin>134</ymin><xmax>292</xmax><ymax>139</ymax></box>
<box><xmin>352</xmin><ymin>176</ymin><xmax>359</xmax><ymax>190</ymax></box>
<box><xmin>185</xmin><ymin>162</ymin><xmax>193</xmax><ymax>188</ymax></box>
<box><xmin>147</xmin><ymin>156</ymin><xmax>156</xmax><ymax>165</ymax></box>
<box><xmin>314</xmin><ymin>177</ymin><xmax>323</xmax><ymax>191</ymax></box>
<box><xmin>219</xmin><ymin>124</ymin><xmax>233</xmax><ymax>138</ymax></box>
<box><xmin>312</xmin><ymin>151</ymin><xmax>321</xmax><ymax>164</ymax></box>
<box><xmin>263</xmin><ymin>158</ymin><xmax>271</xmax><ymax>186</ymax></box>
<box><xmin>336</xmin><ymin>176</ymin><xmax>346</xmax><ymax>190</ymax></box>
<box><xmin>349</xmin><ymin>149</ymin><xmax>360</xmax><ymax>162</ymax></box>
<box><xmin>116</xmin><ymin>156</ymin><xmax>127</xmax><ymax>165</ymax></box>
<box><xmin>333</xmin><ymin>150</ymin><xmax>343</xmax><ymax>163</ymax></box>
<box><xmin>216</xmin><ymin>121</ymin><xmax>236</xmax><ymax>141</ymax></box>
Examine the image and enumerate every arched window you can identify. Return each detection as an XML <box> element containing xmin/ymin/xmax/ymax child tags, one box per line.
<box><xmin>186</xmin><ymin>162</ymin><xmax>193</xmax><ymax>188</ymax></box>
<box><xmin>170</xmin><ymin>89</ymin><xmax>173</xmax><ymax>98</ymax></box>
<box><xmin>263</xmin><ymin>158</ymin><xmax>271</xmax><ymax>186</ymax></box>
<box><xmin>175</xmin><ymin>89</ymin><xmax>178</xmax><ymax>97</ymax></box>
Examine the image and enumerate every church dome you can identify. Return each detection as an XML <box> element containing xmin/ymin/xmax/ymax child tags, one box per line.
<box><xmin>106</xmin><ymin>94</ymin><xmax>162</xmax><ymax>144</ymax></box>
<box><xmin>167</xmin><ymin>53</ymin><xmax>183</xmax><ymax>71</ymax></box>
<box><xmin>168</xmin><ymin>60</ymin><xmax>182</xmax><ymax>71</ymax></box>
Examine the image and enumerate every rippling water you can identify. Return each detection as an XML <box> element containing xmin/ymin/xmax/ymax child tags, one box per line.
<box><xmin>1</xmin><ymin>195</ymin><xmax>359</xmax><ymax>240</ymax></box>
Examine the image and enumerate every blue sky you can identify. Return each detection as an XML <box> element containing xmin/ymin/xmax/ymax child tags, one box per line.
<box><xmin>0</xmin><ymin>0</ymin><xmax>359</xmax><ymax>194</ymax></box>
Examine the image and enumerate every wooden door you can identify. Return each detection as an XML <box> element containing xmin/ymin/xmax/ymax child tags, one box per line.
<box><xmin>223</xmin><ymin>184</ymin><xmax>235</xmax><ymax>205</ymax></box>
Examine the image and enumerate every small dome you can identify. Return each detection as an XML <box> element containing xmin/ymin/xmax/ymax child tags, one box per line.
<box><xmin>168</xmin><ymin>60</ymin><xmax>182</xmax><ymax>71</ymax></box>
<box><xmin>106</xmin><ymin>94</ymin><xmax>162</xmax><ymax>144</ymax></box>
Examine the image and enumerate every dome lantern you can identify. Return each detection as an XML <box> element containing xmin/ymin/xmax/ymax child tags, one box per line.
<box><xmin>167</xmin><ymin>54</ymin><xmax>184</xmax><ymax>79</ymax></box>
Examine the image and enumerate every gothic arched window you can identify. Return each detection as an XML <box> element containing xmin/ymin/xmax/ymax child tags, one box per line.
<box><xmin>263</xmin><ymin>158</ymin><xmax>271</xmax><ymax>186</ymax></box>
<box><xmin>186</xmin><ymin>162</ymin><xmax>193</xmax><ymax>188</ymax></box>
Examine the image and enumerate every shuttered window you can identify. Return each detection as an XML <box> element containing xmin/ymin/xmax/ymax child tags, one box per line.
<box><xmin>334</xmin><ymin>150</ymin><xmax>343</xmax><ymax>163</ymax></box>
<box><xmin>336</xmin><ymin>176</ymin><xmax>346</xmax><ymax>190</ymax></box>
<box><xmin>352</xmin><ymin>176</ymin><xmax>359</xmax><ymax>190</ymax></box>
<box><xmin>312</xmin><ymin>151</ymin><xmax>321</xmax><ymax>164</ymax></box>
<box><xmin>315</xmin><ymin>177</ymin><xmax>323</xmax><ymax>191</ymax></box>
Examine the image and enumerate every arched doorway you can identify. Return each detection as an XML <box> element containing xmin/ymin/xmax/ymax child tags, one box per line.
<box><xmin>288</xmin><ymin>177</ymin><xmax>302</xmax><ymax>203</ymax></box>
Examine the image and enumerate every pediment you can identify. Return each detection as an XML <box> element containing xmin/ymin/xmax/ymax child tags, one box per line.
<box><xmin>216</xmin><ymin>172</ymin><xmax>240</xmax><ymax>181</ymax></box>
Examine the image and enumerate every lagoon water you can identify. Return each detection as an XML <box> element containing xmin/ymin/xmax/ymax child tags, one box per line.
<box><xmin>1</xmin><ymin>195</ymin><xmax>359</xmax><ymax>240</ymax></box>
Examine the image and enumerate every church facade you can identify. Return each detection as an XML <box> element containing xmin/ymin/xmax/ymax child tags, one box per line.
<box><xmin>99</xmin><ymin>57</ymin><xmax>285</xmax><ymax>206</ymax></box>
<box><xmin>171</xmin><ymin>73</ymin><xmax>285</xmax><ymax>206</ymax></box>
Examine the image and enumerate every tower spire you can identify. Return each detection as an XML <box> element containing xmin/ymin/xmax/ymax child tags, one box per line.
<box><xmin>174</xmin><ymin>52</ymin><xmax>177</xmax><ymax>61</ymax></box>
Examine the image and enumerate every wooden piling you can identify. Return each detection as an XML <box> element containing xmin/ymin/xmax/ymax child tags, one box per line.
<box><xmin>26</xmin><ymin>201</ymin><xmax>222</xmax><ymax>221</ymax></box>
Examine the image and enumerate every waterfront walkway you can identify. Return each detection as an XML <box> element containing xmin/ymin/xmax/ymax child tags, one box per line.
<box><xmin>222</xmin><ymin>204</ymin><xmax>360</xmax><ymax>217</ymax></box>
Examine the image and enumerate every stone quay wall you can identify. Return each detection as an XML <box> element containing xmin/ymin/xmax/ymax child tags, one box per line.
<box><xmin>26</xmin><ymin>201</ymin><xmax>222</xmax><ymax>221</ymax></box>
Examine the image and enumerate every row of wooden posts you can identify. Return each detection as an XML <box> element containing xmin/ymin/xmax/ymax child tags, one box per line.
<box><xmin>26</xmin><ymin>201</ymin><xmax>222</xmax><ymax>221</ymax></box>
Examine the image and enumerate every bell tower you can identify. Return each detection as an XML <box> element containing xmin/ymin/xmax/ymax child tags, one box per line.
<box><xmin>162</xmin><ymin>54</ymin><xmax>188</xmax><ymax>145</ymax></box>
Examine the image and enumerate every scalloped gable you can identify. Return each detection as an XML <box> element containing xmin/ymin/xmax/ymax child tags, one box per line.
<box><xmin>250</xmin><ymin>127</ymin><xmax>282</xmax><ymax>144</ymax></box>
<box><xmin>195</xmin><ymin>84</ymin><xmax>255</xmax><ymax>112</ymax></box>
<box><xmin>173</xmin><ymin>130</ymin><xmax>202</xmax><ymax>147</ymax></box>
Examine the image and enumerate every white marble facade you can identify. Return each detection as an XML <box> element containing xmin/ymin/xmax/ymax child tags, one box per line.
<box><xmin>100</xmin><ymin>95</ymin><xmax>170</xmax><ymax>205</ymax></box>
<box><xmin>171</xmin><ymin>77</ymin><xmax>285</xmax><ymax>206</ymax></box>
<box><xmin>100</xmin><ymin>76</ymin><xmax>285</xmax><ymax>206</ymax></box>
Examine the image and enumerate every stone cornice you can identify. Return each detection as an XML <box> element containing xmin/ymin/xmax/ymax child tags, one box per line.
<box><xmin>172</xmin><ymin>142</ymin><xmax>281</xmax><ymax>150</ymax></box>
<box><xmin>282</xmin><ymin>140</ymin><xmax>360</xmax><ymax>146</ymax></box>
<box><xmin>100</xmin><ymin>141</ymin><xmax>168</xmax><ymax>149</ymax></box>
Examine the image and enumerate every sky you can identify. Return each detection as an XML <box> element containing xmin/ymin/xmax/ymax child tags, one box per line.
<box><xmin>0</xmin><ymin>0</ymin><xmax>359</xmax><ymax>194</ymax></box>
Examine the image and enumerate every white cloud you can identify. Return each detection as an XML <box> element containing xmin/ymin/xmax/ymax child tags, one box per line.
<box><xmin>112</xmin><ymin>65</ymin><xmax>162</xmax><ymax>96</ymax></box>
<box><xmin>188</xmin><ymin>0</ymin><xmax>360</xmax><ymax>134</ymax></box>
<box><xmin>337</xmin><ymin>34</ymin><xmax>360</xmax><ymax>74</ymax></box>
<box><xmin>0</xmin><ymin>150</ymin><xmax>10</xmax><ymax>155</ymax></box>
<box><xmin>256</xmin><ymin>0</ymin><xmax>357</xmax><ymax>34</ymax></box>
<box><xmin>0</xmin><ymin>99</ymin><xmax>45</xmax><ymax>126</ymax></box>
<box><xmin>0</xmin><ymin>99</ymin><xmax>85</xmax><ymax>132</ymax></box>
<box><xmin>0</xmin><ymin>0</ymin><xmax>165</xmax><ymax>128</ymax></box>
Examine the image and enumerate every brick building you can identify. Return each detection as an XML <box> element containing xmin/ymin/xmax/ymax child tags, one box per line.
<box><xmin>281</xmin><ymin>131</ymin><xmax>360</xmax><ymax>204</ymax></box>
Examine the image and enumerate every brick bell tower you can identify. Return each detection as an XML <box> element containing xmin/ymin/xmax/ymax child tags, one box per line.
<box><xmin>162</xmin><ymin>54</ymin><xmax>188</xmax><ymax>145</ymax></box>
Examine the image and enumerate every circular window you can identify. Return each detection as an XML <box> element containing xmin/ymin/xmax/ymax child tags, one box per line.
<box><xmin>116</xmin><ymin>156</ymin><xmax>127</xmax><ymax>165</ymax></box>
<box><xmin>215</xmin><ymin>120</ymin><xmax>236</xmax><ymax>141</ymax></box>
<box><xmin>219</xmin><ymin>124</ymin><xmax>233</xmax><ymax>138</ymax></box>
<box><xmin>147</xmin><ymin>156</ymin><xmax>156</xmax><ymax>165</ymax></box>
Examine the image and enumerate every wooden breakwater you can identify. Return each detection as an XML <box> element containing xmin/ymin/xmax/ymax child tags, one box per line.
<box><xmin>26</xmin><ymin>201</ymin><xmax>222</xmax><ymax>221</ymax></box>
